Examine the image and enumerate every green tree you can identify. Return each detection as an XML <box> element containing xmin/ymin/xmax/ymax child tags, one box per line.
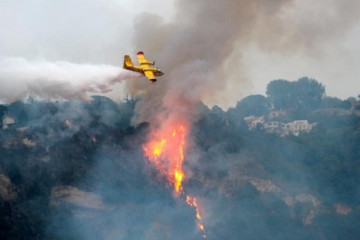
<box><xmin>295</xmin><ymin>77</ymin><xmax>325</xmax><ymax>110</ymax></box>
<box><xmin>266</xmin><ymin>77</ymin><xmax>325</xmax><ymax>114</ymax></box>
<box><xmin>233</xmin><ymin>94</ymin><xmax>269</xmax><ymax>117</ymax></box>
<box><xmin>0</xmin><ymin>105</ymin><xmax>7</xmax><ymax>118</ymax></box>
<box><xmin>340</xmin><ymin>100</ymin><xmax>352</xmax><ymax>110</ymax></box>
<box><xmin>266</xmin><ymin>79</ymin><xmax>293</xmax><ymax>109</ymax></box>
<box><xmin>322</xmin><ymin>96</ymin><xmax>343</xmax><ymax>108</ymax></box>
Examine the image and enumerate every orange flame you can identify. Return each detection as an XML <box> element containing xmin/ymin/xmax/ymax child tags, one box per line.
<box><xmin>143</xmin><ymin>124</ymin><xmax>187</xmax><ymax>195</ymax></box>
<box><xmin>143</xmin><ymin>122</ymin><xmax>206</xmax><ymax>237</ymax></box>
<box><xmin>186</xmin><ymin>195</ymin><xmax>207</xmax><ymax>238</ymax></box>
<box><xmin>65</xmin><ymin>120</ymin><xmax>72</xmax><ymax>127</ymax></box>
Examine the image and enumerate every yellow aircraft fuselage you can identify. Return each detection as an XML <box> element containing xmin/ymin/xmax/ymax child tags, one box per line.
<box><xmin>123</xmin><ymin>51</ymin><xmax>164</xmax><ymax>83</ymax></box>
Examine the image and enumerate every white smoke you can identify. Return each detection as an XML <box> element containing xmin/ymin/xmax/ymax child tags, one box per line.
<box><xmin>0</xmin><ymin>57</ymin><xmax>140</xmax><ymax>103</ymax></box>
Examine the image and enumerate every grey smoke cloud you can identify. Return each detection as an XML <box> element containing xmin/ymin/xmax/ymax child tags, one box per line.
<box><xmin>1</xmin><ymin>0</ymin><xmax>359</xmax><ymax>107</ymax></box>
<box><xmin>127</xmin><ymin>0</ymin><xmax>360</xmax><ymax>123</ymax></box>
<box><xmin>127</xmin><ymin>0</ymin><xmax>294</xmax><ymax>124</ymax></box>
<box><xmin>0</xmin><ymin>57</ymin><xmax>140</xmax><ymax>103</ymax></box>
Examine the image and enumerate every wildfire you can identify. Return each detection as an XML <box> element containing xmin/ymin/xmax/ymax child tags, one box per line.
<box><xmin>143</xmin><ymin>124</ymin><xmax>187</xmax><ymax>195</ymax></box>
<box><xmin>186</xmin><ymin>195</ymin><xmax>207</xmax><ymax>238</ymax></box>
<box><xmin>143</xmin><ymin>122</ymin><xmax>207</xmax><ymax>238</ymax></box>
<box><xmin>65</xmin><ymin>120</ymin><xmax>72</xmax><ymax>127</ymax></box>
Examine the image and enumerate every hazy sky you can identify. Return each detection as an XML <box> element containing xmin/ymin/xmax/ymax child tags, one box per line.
<box><xmin>1</xmin><ymin>0</ymin><xmax>359</xmax><ymax>107</ymax></box>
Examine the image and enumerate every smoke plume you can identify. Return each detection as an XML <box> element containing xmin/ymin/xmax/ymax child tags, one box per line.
<box><xmin>127</xmin><ymin>0</ymin><xmax>293</xmax><ymax>124</ymax></box>
<box><xmin>0</xmin><ymin>57</ymin><xmax>140</xmax><ymax>103</ymax></box>
<box><xmin>127</xmin><ymin>0</ymin><xmax>360</xmax><ymax>123</ymax></box>
<box><xmin>124</xmin><ymin>2</ymin><xmax>360</xmax><ymax>236</ymax></box>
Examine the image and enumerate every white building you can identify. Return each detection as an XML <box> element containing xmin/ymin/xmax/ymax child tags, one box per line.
<box><xmin>251</xmin><ymin>118</ymin><xmax>317</xmax><ymax>137</ymax></box>
<box><xmin>244</xmin><ymin>115</ymin><xmax>265</xmax><ymax>130</ymax></box>
<box><xmin>2</xmin><ymin>116</ymin><xmax>15</xmax><ymax>129</ymax></box>
<box><xmin>264</xmin><ymin>121</ymin><xmax>284</xmax><ymax>134</ymax></box>
<box><xmin>282</xmin><ymin>120</ymin><xmax>316</xmax><ymax>136</ymax></box>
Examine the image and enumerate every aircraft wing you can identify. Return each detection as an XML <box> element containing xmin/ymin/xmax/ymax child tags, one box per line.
<box><xmin>137</xmin><ymin>51</ymin><xmax>154</xmax><ymax>65</ymax></box>
<box><xmin>144</xmin><ymin>70</ymin><xmax>156</xmax><ymax>82</ymax></box>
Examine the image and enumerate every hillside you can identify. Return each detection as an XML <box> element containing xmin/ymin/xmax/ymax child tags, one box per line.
<box><xmin>0</xmin><ymin>78</ymin><xmax>359</xmax><ymax>240</ymax></box>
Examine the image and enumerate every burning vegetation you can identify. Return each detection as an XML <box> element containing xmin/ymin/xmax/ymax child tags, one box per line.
<box><xmin>0</xmin><ymin>0</ymin><xmax>359</xmax><ymax>239</ymax></box>
<box><xmin>0</xmin><ymin>78</ymin><xmax>360</xmax><ymax>240</ymax></box>
<box><xmin>143</xmin><ymin>123</ymin><xmax>187</xmax><ymax>195</ymax></box>
<box><xmin>143</xmin><ymin>122</ymin><xmax>207</xmax><ymax>237</ymax></box>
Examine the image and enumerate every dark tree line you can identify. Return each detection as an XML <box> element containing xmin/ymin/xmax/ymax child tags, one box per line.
<box><xmin>229</xmin><ymin>77</ymin><xmax>356</xmax><ymax>120</ymax></box>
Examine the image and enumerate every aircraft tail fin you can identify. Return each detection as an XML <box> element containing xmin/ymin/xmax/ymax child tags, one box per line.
<box><xmin>123</xmin><ymin>55</ymin><xmax>133</xmax><ymax>69</ymax></box>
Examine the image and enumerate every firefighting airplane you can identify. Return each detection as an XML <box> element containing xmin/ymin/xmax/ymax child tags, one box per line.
<box><xmin>123</xmin><ymin>51</ymin><xmax>164</xmax><ymax>83</ymax></box>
